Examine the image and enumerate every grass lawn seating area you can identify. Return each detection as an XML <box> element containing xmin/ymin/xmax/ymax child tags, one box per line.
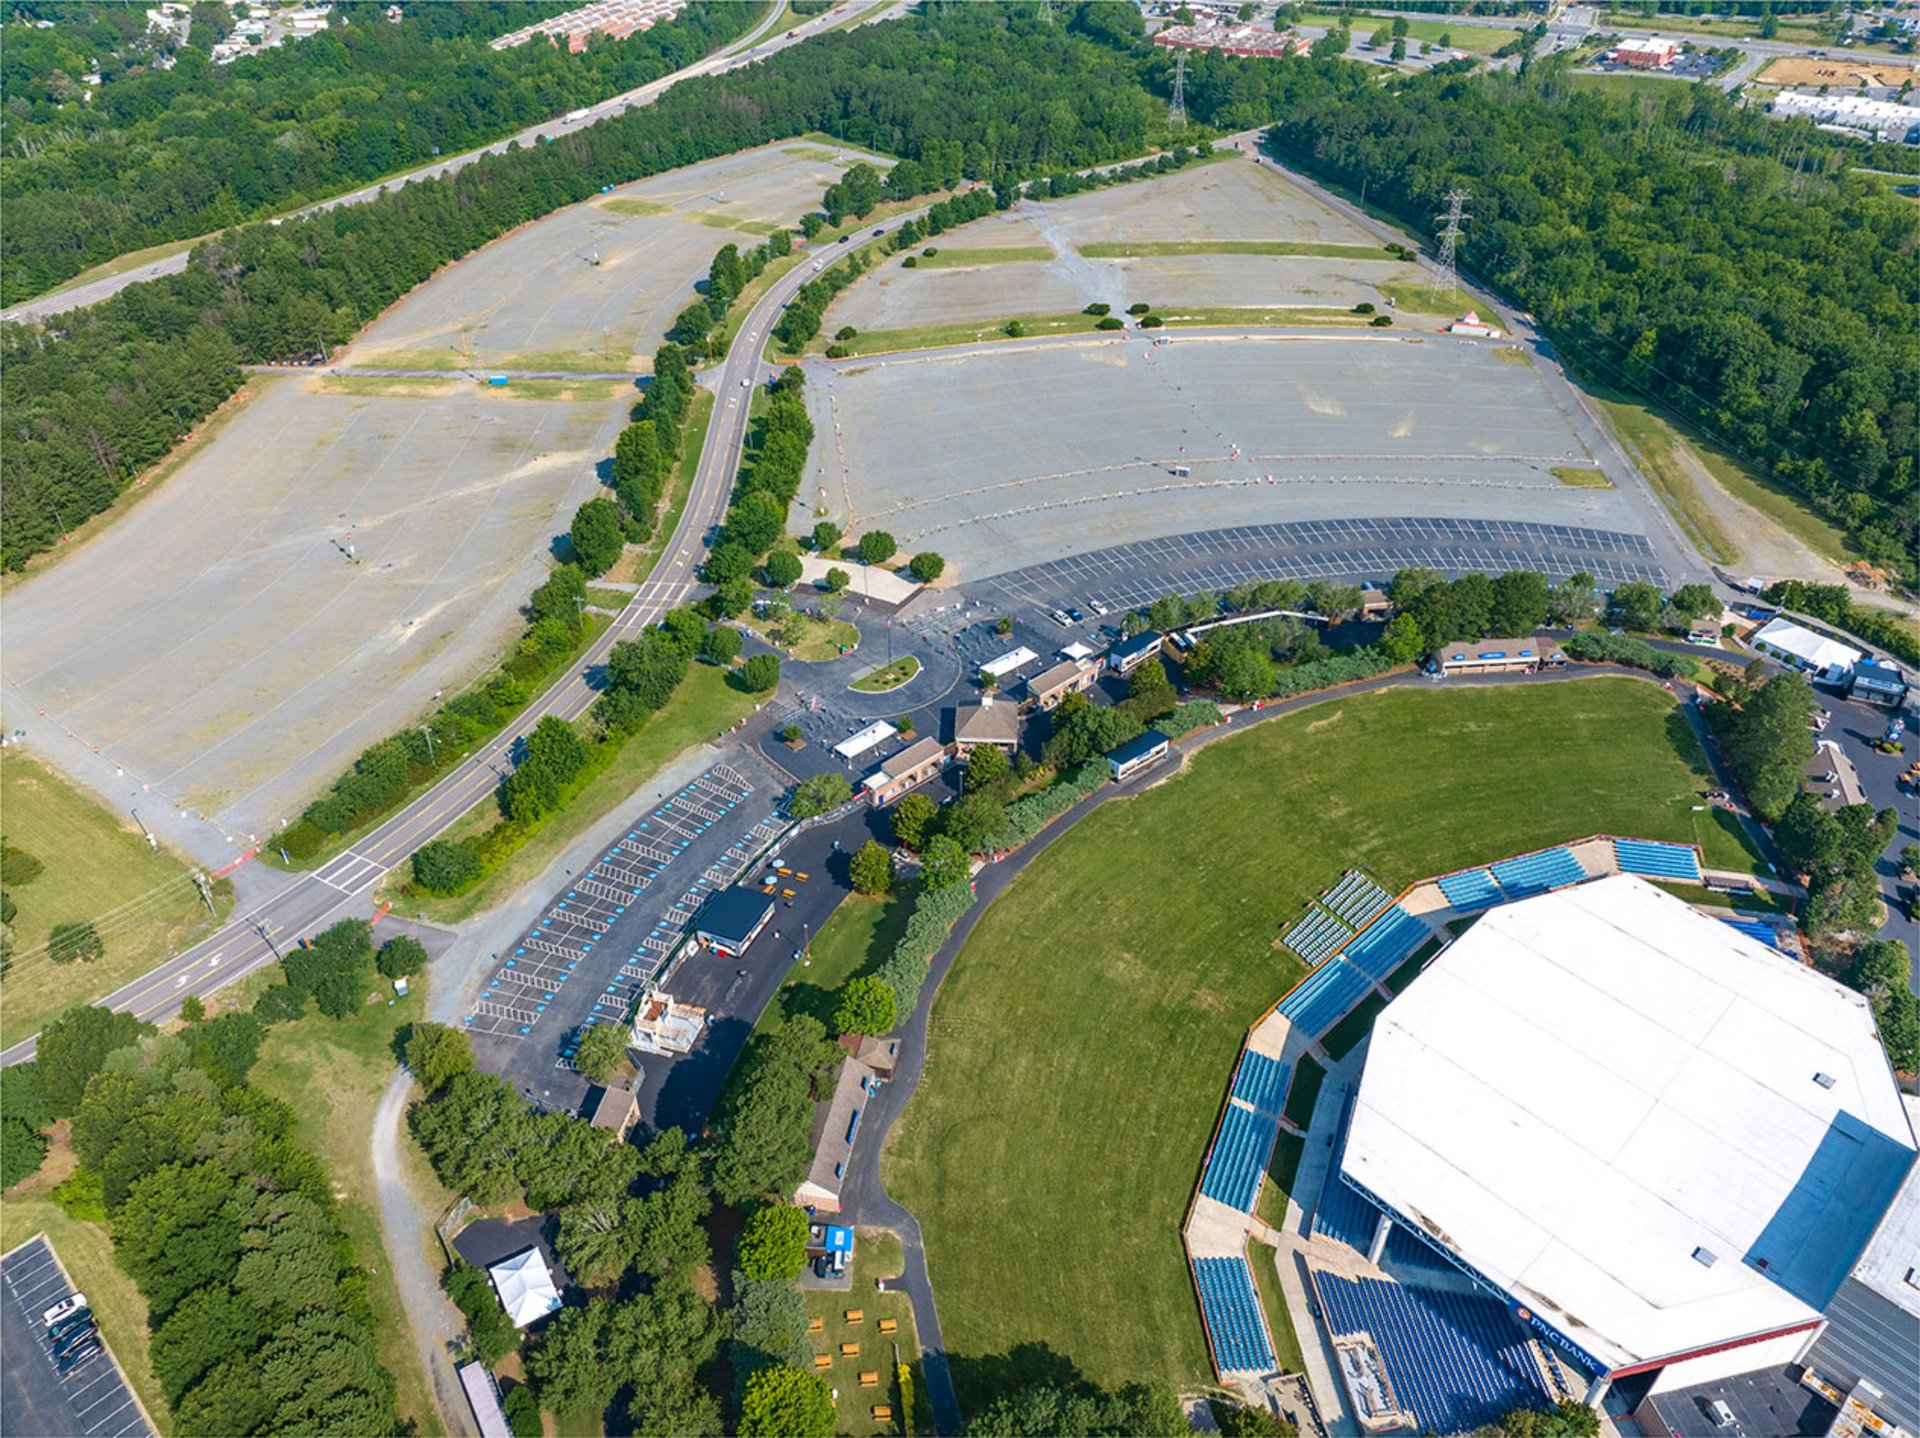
<box><xmin>1338</xmin><ymin>905</ymin><xmax>1431</xmax><ymax>985</ymax></box>
<box><xmin>803</xmin><ymin>1230</ymin><xmax>934</xmax><ymax>1437</ymax></box>
<box><xmin>1312</xmin><ymin>1272</ymin><xmax>1556</xmax><ymax>1435</ymax></box>
<box><xmin>888</xmin><ymin>680</ymin><xmax>1767</xmax><ymax>1403</ymax></box>
<box><xmin>1282</xmin><ymin>906</ymin><xmax>1353</xmax><ymax>966</ymax></box>
<box><xmin>1275</xmin><ymin>957</ymin><xmax>1374</xmax><ymax>1039</ymax></box>
<box><xmin>1192</xmin><ymin>1256</ymin><xmax>1278</xmax><ymax>1375</ymax></box>
<box><xmin>1612</xmin><ymin>837</ymin><xmax>1703</xmax><ymax>882</ymax></box>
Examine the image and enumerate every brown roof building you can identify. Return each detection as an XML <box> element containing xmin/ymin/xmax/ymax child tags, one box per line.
<box><xmin>952</xmin><ymin>697</ymin><xmax>1022</xmax><ymax>754</ymax></box>
<box><xmin>862</xmin><ymin>736</ymin><xmax>950</xmax><ymax>807</ymax></box>
<box><xmin>1024</xmin><ymin>658</ymin><xmax>1101</xmax><ymax>712</ymax></box>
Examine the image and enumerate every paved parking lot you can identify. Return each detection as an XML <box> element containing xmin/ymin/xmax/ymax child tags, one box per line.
<box><xmin>0</xmin><ymin>1237</ymin><xmax>151</xmax><ymax>1438</ymax></box>
<box><xmin>467</xmin><ymin>757</ymin><xmax>789</xmax><ymax>1107</ymax></box>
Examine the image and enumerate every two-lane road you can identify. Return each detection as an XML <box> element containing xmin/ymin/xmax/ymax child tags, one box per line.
<box><xmin>0</xmin><ymin>0</ymin><xmax>907</xmax><ymax>325</ymax></box>
<box><xmin>0</xmin><ymin>208</ymin><xmax>928</xmax><ymax>1067</ymax></box>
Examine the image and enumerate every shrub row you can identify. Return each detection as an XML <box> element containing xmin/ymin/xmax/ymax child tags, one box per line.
<box><xmin>1018</xmin><ymin>143</ymin><xmax>1215</xmax><ymax>201</ymax></box>
<box><xmin>986</xmin><ymin>760</ymin><xmax>1106</xmax><ymax>853</ymax></box>
<box><xmin>1561</xmin><ymin>630</ymin><xmax>1711</xmax><ymax>683</ymax></box>
<box><xmin>875</xmin><ymin>878</ymin><xmax>975</xmax><ymax>1019</ymax></box>
<box><xmin>1156</xmin><ymin>700</ymin><xmax>1224</xmax><ymax>739</ymax></box>
<box><xmin>1265</xmin><ymin>648</ymin><xmax>1396</xmax><ymax>700</ymax></box>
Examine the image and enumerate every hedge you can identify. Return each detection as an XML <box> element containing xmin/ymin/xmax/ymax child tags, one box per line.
<box><xmin>875</xmin><ymin>879</ymin><xmax>975</xmax><ymax>1019</ymax></box>
<box><xmin>1266</xmin><ymin>648</ymin><xmax>1395</xmax><ymax>699</ymax></box>
<box><xmin>1561</xmin><ymin>631</ymin><xmax>1710</xmax><ymax>682</ymax></box>
<box><xmin>1156</xmin><ymin>700</ymin><xmax>1223</xmax><ymax>739</ymax></box>
<box><xmin>986</xmin><ymin>761</ymin><xmax>1106</xmax><ymax>854</ymax></box>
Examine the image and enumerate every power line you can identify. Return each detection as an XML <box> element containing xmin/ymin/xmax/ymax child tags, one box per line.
<box><xmin>1432</xmin><ymin>188</ymin><xmax>1470</xmax><ymax>305</ymax></box>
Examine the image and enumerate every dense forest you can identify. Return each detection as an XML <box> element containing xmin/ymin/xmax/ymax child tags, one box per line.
<box><xmin>0</xmin><ymin>1</ymin><xmax>759</xmax><ymax>300</ymax></box>
<box><xmin>0</xmin><ymin>1</ymin><xmax>1160</xmax><ymax>569</ymax></box>
<box><xmin>1252</xmin><ymin>60</ymin><xmax>1918</xmax><ymax>573</ymax></box>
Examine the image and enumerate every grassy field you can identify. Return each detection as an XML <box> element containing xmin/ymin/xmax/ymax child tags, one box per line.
<box><xmin>250</xmin><ymin>984</ymin><xmax>448</xmax><ymax>1436</ymax></box>
<box><xmin>2</xmin><ymin>1151</ymin><xmax>172</xmax><ymax>1433</ymax></box>
<box><xmin>0</xmin><ymin>752</ymin><xmax>233</xmax><ymax>1048</ymax></box>
<box><xmin>1301</xmin><ymin>11</ymin><xmax>1523</xmax><ymax>53</ymax></box>
<box><xmin>585</xmin><ymin>586</ymin><xmax>635</xmax><ymax>611</ymax></box>
<box><xmin>1591</xmin><ymin>388</ymin><xmax>1738</xmax><ymax>565</ymax></box>
<box><xmin>912</xmin><ymin>247</ymin><xmax>1054</xmax><ymax>268</ymax></box>
<box><xmin>1494</xmin><ymin>345</ymin><xmax>1534</xmax><ymax>366</ymax></box>
<box><xmin>1159</xmin><ymin>305</ymin><xmax>1371</xmax><ymax>329</ymax></box>
<box><xmin>315</xmin><ymin>375</ymin><xmax>463</xmax><ymax>398</ymax></box>
<box><xmin>1565</xmin><ymin>71</ymin><xmax>1697</xmax><ymax>100</ymax></box>
<box><xmin>395</xmin><ymin>662</ymin><xmax>758</xmax><ymax>924</ymax></box>
<box><xmin>851</xmin><ymin>657</ymin><xmax>921</xmax><ymax>693</ymax></box>
<box><xmin>1248</xmin><ymin>1241</ymin><xmax>1306</xmax><ymax>1376</ymax></box>
<box><xmin>804</xmin><ymin>1229</ymin><xmax>934</xmax><ymax>1438</ymax></box>
<box><xmin>823</xmin><ymin>311</ymin><xmax>1103</xmax><ymax>357</ymax></box>
<box><xmin>1281</xmin><ymin>1056</ymin><xmax>1325</xmax><ymax>1129</ymax></box>
<box><xmin>1079</xmin><ymin>240</ymin><xmax>1392</xmax><ymax>261</ymax></box>
<box><xmin>484</xmin><ymin>378</ymin><xmax>628</xmax><ymax>403</ymax></box>
<box><xmin>1253</xmin><ymin>1131</ymin><xmax>1305</xmax><ymax>1234</ymax></box>
<box><xmin>745</xmin><ymin>609</ymin><xmax>860</xmax><ymax>662</ymax></box>
<box><xmin>755</xmin><ymin>886</ymin><xmax>914</xmax><ymax>1043</ymax></box>
<box><xmin>886</xmin><ymin>679</ymin><xmax>1763</xmax><ymax>1406</ymax></box>
<box><xmin>1375</xmin><ymin>281</ymin><xmax>1475</xmax><ymax>315</ymax></box>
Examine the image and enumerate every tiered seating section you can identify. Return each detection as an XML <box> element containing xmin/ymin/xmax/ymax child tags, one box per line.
<box><xmin>1613</xmin><ymin>838</ymin><xmax>1702</xmax><ymax>882</ymax></box>
<box><xmin>1720</xmin><ymin>916</ymin><xmax>1784</xmax><ymax>951</ymax></box>
<box><xmin>1343</xmin><ymin>906</ymin><xmax>1431</xmax><ymax>983</ymax></box>
<box><xmin>1231</xmin><ymin>1051</ymin><xmax>1292</xmax><ymax>1117</ymax></box>
<box><xmin>1436</xmin><ymin>867</ymin><xmax>1503</xmax><ymax>909</ymax></box>
<box><xmin>1200</xmin><ymin>1103</ymin><xmax>1280</xmax><ymax>1213</ymax></box>
<box><xmin>1489</xmin><ymin>847</ymin><xmax>1587</xmax><ymax>898</ymax></box>
<box><xmin>1283</xmin><ymin>907</ymin><xmax>1352</xmax><ymax>966</ymax></box>
<box><xmin>1194</xmin><ymin>1257</ymin><xmax>1277</xmax><ymax>1374</ymax></box>
<box><xmin>1324</xmin><ymin>871</ymin><xmax>1394</xmax><ymax>929</ymax></box>
<box><xmin>1276</xmin><ymin>957</ymin><xmax>1372</xmax><ymax>1038</ymax></box>
<box><xmin>1314</xmin><ymin>1274</ymin><xmax>1553</xmax><ymax>1434</ymax></box>
<box><xmin>1312</xmin><ymin>1095</ymin><xmax>1380</xmax><ymax>1249</ymax></box>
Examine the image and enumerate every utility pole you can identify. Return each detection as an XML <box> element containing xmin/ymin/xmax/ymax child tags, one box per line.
<box><xmin>132</xmin><ymin>807</ymin><xmax>159</xmax><ymax>852</ymax></box>
<box><xmin>1169</xmin><ymin>51</ymin><xmax>1188</xmax><ymax>129</ymax></box>
<box><xmin>421</xmin><ymin>725</ymin><xmax>436</xmax><ymax>764</ymax></box>
<box><xmin>1432</xmin><ymin>188</ymin><xmax>1471</xmax><ymax>306</ymax></box>
<box><xmin>193</xmin><ymin>871</ymin><xmax>216</xmax><ymax>916</ymax></box>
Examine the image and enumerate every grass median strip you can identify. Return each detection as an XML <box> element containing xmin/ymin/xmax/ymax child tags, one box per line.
<box><xmin>823</xmin><ymin>311</ymin><xmax>1103</xmax><ymax>357</ymax></box>
<box><xmin>1079</xmin><ymin>240</ymin><xmax>1395</xmax><ymax>260</ymax></box>
<box><xmin>1591</xmin><ymin>386</ymin><xmax>1737</xmax><ymax>564</ymax></box>
<box><xmin>910</xmin><ymin>245</ymin><xmax>1054</xmax><ymax>268</ymax></box>
<box><xmin>850</xmin><ymin>656</ymin><xmax>920</xmax><ymax>692</ymax></box>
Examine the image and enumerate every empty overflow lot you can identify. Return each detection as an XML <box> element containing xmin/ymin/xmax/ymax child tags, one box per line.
<box><xmin>351</xmin><ymin>141</ymin><xmax>886</xmax><ymax>373</ymax></box>
<box><xmin>2</xmin><ymin>377</ymin><xmax>613</xmax><ymax>844</ymax></box>
<box><xmin>807</xmin><ymin>330</ymin><xmax>1648</xmax><ymax>580</ymax></box>
<box><xmin>826</xmin><ymin>157</ymin><xmax>1414</xmax><ymax>333</ymax></box>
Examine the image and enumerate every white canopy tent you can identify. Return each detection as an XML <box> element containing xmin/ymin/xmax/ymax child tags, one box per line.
<box><xmin>489</xmin><ymin>1247</ymin><xmax>562</xmax><ymax>1328</ymax></box>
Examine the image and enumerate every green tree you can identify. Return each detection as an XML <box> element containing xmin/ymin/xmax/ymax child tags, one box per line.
<box><xmin>49</xmin><ymin>920</ymin><xmax>104</xmax><ymax>965</ymax></box>
<box><xmin>179</xmin><ymin>995</ymin><xmax>206</xmax><ymax>1024</ymax></box>
<box><xmin>412</xmin><ymin>838</ymin><xmax>481</xmax><ymax>895</ymax></box>
<box><xmin>376</xmin><ymin>935</ymin><xmax>427</xmax><ymax>980</ymax></box>
<box><xmin>891</xmin><ymin>792</ymin><xmax>939</xmax><ymax>850</ymax></box>
<box><xmin>848</xmin><ymin>840</ymin><xmax>895</xmax><ymax>896</ymax></box>
<box><xmin>1712</xmin><ymin>671</ymin><xmax>1814</xmax><ymax>821</ymax></box>
<box><xmin>740</xmin><ymin>1364</ymin><xmax>836</xmax><ymax>1438</ymax></box>
<box><xmin>1489</xmin><ymin>570</ymin><xmax>1550</xmax><ymax>636</ymax></box>
<box><xmin>857</xmin><ymin>531</ymin><xmax>897</xmax><ymax>565</ymax></box>
<box><xmin>1124</xmin><ymin>655</ymin><xmax>1176</xmax><ymax>720</ymax></box>
<box><xmin>0</xmin><ymin>844</ymin><xmax>44</xmax><ymax>886</ymax></box>
<box><xmin>736</xmin><ymin>1203</ymin><xmax>810</xmax><ymax>1282</ymax></box>
<box><xmin>941</xmin><ymin>792</ymin><xmax>1005</xmax><ymax>854</ymax></box>
<box><xmin>790</xmin><ymin>772</ymin><xmax>850</xmax><ymax>818</ymax></box>
<box><xmin>965</xmin><ymin>742</ymin><xmax>1011</xmax><ymax>792</ymax></box>
<box><xmin>909</xmin><ymin>551</ymin><xmax>946</xmax><ymax>583</ymax></box>
<box><xmin>1547</xmin><ymin>572</ymin><xmax>1601</xmax><ymax>626</ymax></box>
<box><xmin>765</xmin><ymin>550</ymin><xmax>803</xmax><ymax>589</ymax></box>
<box><xmin>702</xmin><ymin>625</ymin><xmax>743</xmax><ymax>665</ymax></box>
<box><xmin>710</xmin><ymin>1017</ymin><xmax>837</xmax><ymax>1205</ymax></box>
<box><xmin>1212</xmin><ymin>1397</ymin><xmax>1295</xmax><ymax>1436</ymax></box>
<box><xmin>919</xmin><ymin>835</ymin><xmax>971</xmax><ymax>891</ymax></box>
<box><xmin>410</xmin><ymin>1071</ymin><xmax>536</xmax><ymax>1205</ymax></box>
<box><xmin>37</xmin><ymin>1005</ymin><xmax>155</xmax><ymax>1116</ymax></box>
<box><xmin>570</xmin><ymin>497</ymin><xmax>626</xmax><ymax>577</ymax></box>
<box><xmin>736</xmin><ymin>652</ymin><xmax>782</xmax><ymax>694</ymax></box>
<box><xmin>810</xmin><ymin>521</ymin><xmax>841</xmax><ymax>553</ymax></box>
<box><xmin>607</xmin><ymin>630</ymin><xmax>691</xmax><ymax>715</ymax></box>
<box><xmin>574</xmin><ymin>1024</ymin><xmax>631</xmax><ymax>1084</ymax></box>
<box><xmin>1668</xmin><ymin>583</ymin><xmax>1719</xmax><ymax>620</ymax></box>
<box><xmin>824</xmin><ymin>566</ymin><xmax>851</xmax><ymax>594</ymax></box>
<box><xmin>833</xmin><ymin>975</ymin><xmax>897</xmax><ymax>1037</ymax></box>
<box><xmin>1</xmin><ymin>1119</ymin><xmax>47</xmax><ymax>1189</ymax></box>
<box><xmin>1379</xmin><ymin>612</ymin><xmax>1427</xmax><ymax>664</ymax></box>
<box><xmin>1496</xmin><ymin>1399</ymin><xmax>1602</xmax><ymax>1437</ymax></box>
<box><xmin>406</xmin><ymin>1023</ymin><xmax>475</xmax><ymax>1094</ymax></box>
<box><xmin>1611</xmin><ymin>580</ymin><xmax>1664</xmax><ymax>632</ymax></box>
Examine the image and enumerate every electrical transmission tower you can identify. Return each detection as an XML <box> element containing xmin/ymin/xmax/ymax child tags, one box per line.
<box><xmin>1432</xmin><ymin>188</ymin><xmax>1470</xmax><ymax>304</ymax></box>
<box><xmin>1169</xmin><ymin>51</ymin><xmax>1188</xmax><ymax>128</ymax></box>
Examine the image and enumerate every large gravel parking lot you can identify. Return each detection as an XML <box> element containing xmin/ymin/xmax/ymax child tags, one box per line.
<box><xmin>2</xmin><ymin>377</ymin><xmax>615</xmax><ymax>847</ymax></box>
<box><xmin>352</xmin><ymin>141</ymin><xmax>885</xmax><ymax>373</ymax></box>
<box><xmin>809</xmin><ymin>330</ymin><xmax>1651</xmax><ymax>581</ymax></box>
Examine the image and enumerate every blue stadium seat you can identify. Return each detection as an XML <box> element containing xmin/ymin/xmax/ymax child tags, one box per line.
<box><xmin>1490</xmin><ymin>847</ymin><xmax>1587</xmax><ymax>898</ymax></box>
<box><xmin>1231</xmin><ymin>1051</ymin><xmax>1292</xmax><ymax>1118</ymax></box>
<box><xmin>1613</xmin><ymin>838</ymin><xmax>1702</xmax><ymax>882</ymax></box>
<box><xmin>1344</xmin><ymin>907</ymin><xmax>1431</xmax><ymax>983</ymax></box>
<box><xmin>1324</xmin><ymin>871</ymin><xmax>1394</xmax><ymax>928</ymax></box>
<box><xmin>1200</xmin><ymin>1104</ymin><xmax>1280</xmax><ymax>1212</ymax></box>
<box><xmin>1437</xmin><ymin>868</ymin><xmax>1503</xmax><ymax>909</ymax></box>
<box><xmin>1275</xmin><ymin>958</ymin><xmax>1373</xmax><ymax>1037</ymax></box>
<box><xmin>1719</xmin><ymin>916</ymin><xmax>1782</xmax><ymax>950</ymax></box>
<box><xmin>1313</xmin><ymin>1272</ymin><xmax>1552</xmax><ymax>1433</ymax></box>
<box><xmin>1283</xmin><ymin>907</ymin><xmax>1352</xmax><ymax>967</ymax></box>
<box><xmin>1194</xmin><ymin>1257</ymin><xmax>1277</xmax><ymax>1374</ymax></box>
<box><xmin>1312</xmin><ymin>1094</ymin><xmax>1383</xmax><ymax>1250</ymax></box>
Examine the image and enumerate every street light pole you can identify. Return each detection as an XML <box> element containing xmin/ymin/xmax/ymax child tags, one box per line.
<box><xmin>421</xmin><ymin>726</ymin><xmax>436</xmax><ymax>764</ymax></box>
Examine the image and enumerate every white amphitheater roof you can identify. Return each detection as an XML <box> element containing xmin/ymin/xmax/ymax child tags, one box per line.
<box><xmin>1344</xmin><ymin>874</ymin><xmax>1915</xmax><ymax>1374</ymax></box>
<box><xmin>1849</xmin><ymin>1094</ymin><xmax>1920</xmax><ymax>1320</ymax></box>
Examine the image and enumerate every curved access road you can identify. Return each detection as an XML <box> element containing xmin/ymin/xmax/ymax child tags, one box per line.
<box><xmin>0</xmin><ymin>204</ymin><xmax>930</xmax><ymax>1067</ymax></box>
<box><xmin>0</xmin><ymin>0</ymin><xmax>906</xmax><ymax>325</ymax></box>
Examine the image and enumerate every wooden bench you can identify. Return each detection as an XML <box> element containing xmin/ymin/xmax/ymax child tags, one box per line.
<box><xmin>807</xmin><ymin>1316</ymin><xmax>824</xmax><ymax>1333</ymax></box>
<box><xmin>878</xmin><ymin>1317</ymin><xmax>898</xmax><ymax>1335</ymax></box>
<box><xmin>872</xmin><ymin>1406</ymin><xmax>893</xmax><ymax>1422</ymax></box>
<box><xmin>859</xmin><ymin>1371</ymin><xmax>879</xmax><ymax>1388</ymax></box>
<box><xmin>844</xmin><ymin>1308</ymin><xmax>865</xmax><ymax>1325</ymax></box>
<box><xmin>840</xmin><ymin>1342</ymin><xmax>860</xmax><ymax>1357</ymax></box>
<box><xmin>813</xmin><ymin>1354</ymin><xmax>832</xmax><ymax>1371</ymax></box>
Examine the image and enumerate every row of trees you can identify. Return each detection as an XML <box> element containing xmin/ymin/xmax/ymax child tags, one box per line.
<box><xmin>11</xmin><ymin>999</ymin><xmax>399</xmax><ymax>1434</ymax></box>
<box><xmin>2</xmin><ymin>2</ymin><xmax>762</xmax><ymax>301</ymax></box>
<box><xmin>3</xmin><ymin>1</ymin><xmax>1166</xmax><ymax>570</ymax></box>
<box><xmin>707</xmin><ymin>368</ymin><xmax>816</xmax><ymax>589</ymax></box>
<box><xmin>669</xmin><ymin>231</ymin><xmax>794</xmax><ymax>362</ymax></box>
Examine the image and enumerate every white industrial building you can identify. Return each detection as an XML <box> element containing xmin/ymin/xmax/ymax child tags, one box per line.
<box><xmin>1771</xmin><ymin>90</ymin><xmax>1920</xmax><ymax>143</ymax></box>
<box><xmin>1339</xmin><ymin>875</ymin><xmax>1916</xmax><ymax>1407</ymax></box>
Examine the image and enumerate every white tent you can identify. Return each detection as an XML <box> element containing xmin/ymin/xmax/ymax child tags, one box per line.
<box><xmin>489</xmin><ymin>1247</ymin><xmax>561</xmax><ymax>1328</ymax></box>
<box><xmin>1752</xmin><ymin>617</ymin><xmax>1861</xmax><ymax>676</ymax></box>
